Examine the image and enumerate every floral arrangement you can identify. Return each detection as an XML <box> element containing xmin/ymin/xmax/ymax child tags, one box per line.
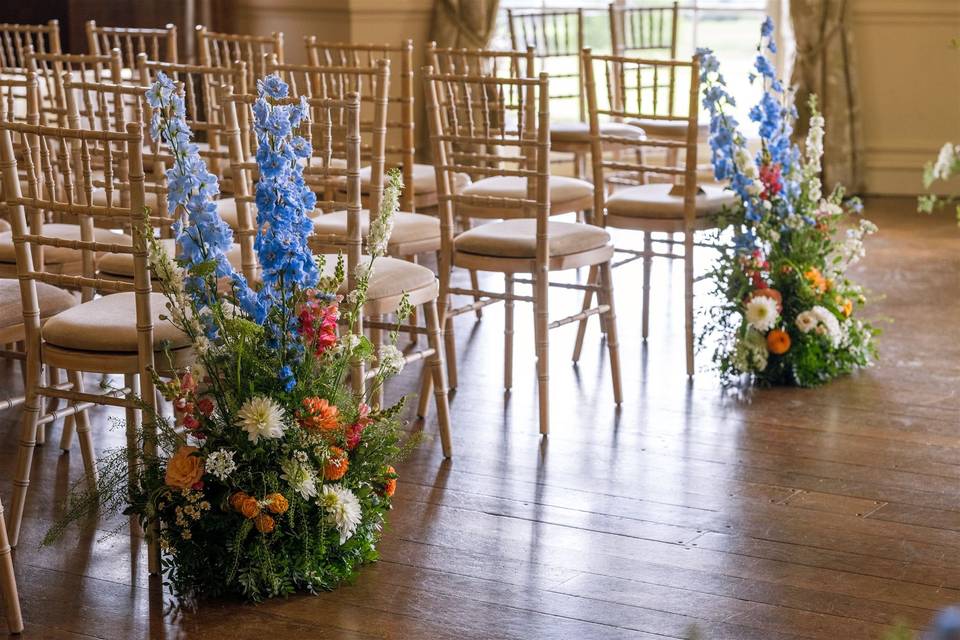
<box><xmin>918</xmin><ymin>141</ymin><xmax>960</xmax><ymax>224</ymax></box>
<box><xmin>697</xmin><ymin>18</ymin><xmax>879</xmax><ymax>387</ymax></box>
<box><xmin>46</xmin><ymin>73</ymin><xmax>412</xmax><ymax>601</ymax></box>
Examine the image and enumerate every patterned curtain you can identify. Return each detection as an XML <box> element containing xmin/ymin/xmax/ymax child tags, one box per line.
<box><xmin>790</xmin><ymin>0</ymin><xmax>864</xmax><ymax>193</ymax></box>
<box><xmin>430</xmin><ymin>0</ymin><xmax>500</xmax><ymax>49</ymax></box>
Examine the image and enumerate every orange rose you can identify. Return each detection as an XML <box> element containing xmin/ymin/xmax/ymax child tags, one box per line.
<box><xmin>840</xmin><ymin>298</ymin><xmax>853</xmax><ymax>317</ymax></box>
<box><xmin>324</xmin><ymin>446</ymin><xmax>349</xmax><ymax>481</ymax></box>
<box><xmin>254</xmin><ymin>514</ymin><xmax>275</xmax><ymax>533</ymax></box>
<box><xmin>265</xmin><ymin>493</ymin><xmax>289</xmax><ymax>515</ymax></box>
<box><xmin>165</xmin><ymin>446</ymin><xmax>204</xmax><ymax>490</ymax></box>
<box><xmin>298</xmin><ymin>397</ymin><xmax>340</xmax><ymax>432</ymax></box>
<box><xmin>383</xmin><ymin>465</ymin><xmax>397</xmax><ymax>498</ymax></box>
<box><xmin>766</xmin><ymin>329</ymin><xmax>791</xmax><ymax>355</ymax></box>
<box><xmin>229</xmin><ymin>491</ymin><xmax>249</xmax><ymax>512</ymax></box>
<box><xmin>747</xmin><ymin>288</ymin><xmax>782</xmax><ymax>312</ymax></box>
<box><xmin>239</xmin><ymin>496</ymin><xmax>261</xmax><ymax>519</ymax></box>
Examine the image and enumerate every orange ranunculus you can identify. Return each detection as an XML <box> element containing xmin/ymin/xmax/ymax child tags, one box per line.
<box><xmin>804</xmin><ymin>267</ymin><xmax>828</xmax><ymax>293</ymax></box>
<box><xmin>841</xmin><ymin>298</ymin><xmax>853</xmax><ymax>317</ymax></box>
<box><xmin>747</xmin><ymin>288</ymin><xmax>783</xmax><ymax>312</ymax></box>
<box><xmin>324</xmin><ymin>446</ymin><xmax>349</xmax><ymax>481</ymax></box>
<box><xmin>766</xmin><ymin>329</ymin><xmax>791</xmax><ymax>355</ymax></box>
<box><xmin>165</xmin><ymin>446</ymin><xmax>204</xmax><ymax>490</ymax></box>
<box><xmin>265</xmin><ymin>493</ymin><xmax>289</xmax><ymax>515</ymax></box>
<box><xmin>254</xmin><ymin>514</ymin><xmax>275</xmax><ymax>533</ymax></box>
<box><xmin>298</xmin><ymin>397</ymin><xmax>340</xmax><ymax>432</ymax></box>
<box><xmin>239</xmin><ymin>496</ymin><xmax>261</xmax><ymax>519</ymax></box>
<box><xmin>229</xmin><ymin>491</ymin><xmax>249</xmax><ymax>512</ymax></box>
<box><xmin>383</xmin><ymin>465</ymin><xmax>397</xmax><ymax>498</ymax></box>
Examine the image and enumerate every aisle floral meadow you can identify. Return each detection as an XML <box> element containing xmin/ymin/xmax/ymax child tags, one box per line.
<box><xmin>698</xmin><ymin>18</ymin><xmax>879</xmax><ymax>387</ymax></box>
<box><xmin>45</xmin><ymin>73</ymin><xmax>415</xmax><ymax>600</ymax></box>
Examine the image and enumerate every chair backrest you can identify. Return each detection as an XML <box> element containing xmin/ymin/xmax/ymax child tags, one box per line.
<box><xmin>63</xmin><ymin>77</ymin><xmax>169</xmax><ymax>223</ymax></box>
<box><xmin>426</xmin><ymin>42</ymin><xmax>535</xmax><ymax>80</ymax></box>
<box><xmin>222</xmin><ymin>89</ymin><xmax>364</xmax><ymax>286</ymax></box>
<box><xmin>0</xmin><ymin>21</ymin><xmax>61</xmax><ymax>71</ymax></box>
<box><xmin>0</xmin><ymin>72</ymin><xmax>39</xmax><ymax>127</ymax></box>
<box><xmin>136</xmin><ymin>54</ymin><xmax>247</xmax><ymax>180</ymax></box>
<box><xmin>265</xmin><ymin>57</ymin><xmax>390</xmax><ymax>216</ymax></box>
<box><xmin>196</xmin><ymin>26</ymin><xmax>284</xmax><ymax>95</ymax></box>
<box><xmin>304</xmin><ymin>38</ymin><xmax>415</xmax><ymax>212</ymax></box>
<box><xmin>583</xmin><ymin>49</ymin><xmax>700</xmax><ymax>222</ymax></box>
<box><xmin>506</xmin><ymin>8</ymin><xmax>584</xmax><ymax>122</ymax></box>
<box><xmin>0</xmin><ymin>119</ymin><xmax>153</xmax><ymax>311</ymax></box>
<box><xmin>86</xmin><ymin>21</ymin><xmax>178</xmax><ymax>75</ymax></box>
<box><xmin>609</xmin><ymin>2</ymin><xmax>679</xmax><ymax>57</ymax></box>
<box><xmin>425</xmin><ymin>68</ymin><xmax>551</xmax><ymax>259</ymax></box>
<box><xmin>25</xmin><ymin>49</ymin><xmax>123</xmax><ymax>128</ymax></box>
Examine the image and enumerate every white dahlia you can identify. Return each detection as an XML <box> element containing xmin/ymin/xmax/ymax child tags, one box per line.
<box><xmin>320</xmin><ymin>484</ymin><xmax>362</xmax><ymax>544</ymax></box>
<box><xmin>745</xmin><ymin>295</ymin><xmax>779</xmax><ymax>332</ymax></box>
<box><xmin>236</xmin><ymin>395</ymin><xmax>287</xmax><ymax>444</ymax></box>
<box><xmin>795</xmin><ymin>310</ymin><xmax>818</xmax><ymax>334</ymax></box>
<box><xmin>281</xmin><ymin>456</ymin><xmax>318</xmax><ymax>500</ymax></box>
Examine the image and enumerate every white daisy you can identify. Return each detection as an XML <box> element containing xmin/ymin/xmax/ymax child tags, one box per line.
<box><xmin>280</xmin><ymin>456</ymin><xmax>318</xmax><ymax>500</ymax></box>
<box><xmin>744</xmin><ymin>295</ymin><xmax>779</xmax><ymax>332</ymax></box>
<box><xmin>236</xmin><ymin>395</ymin><xmax>287</xmax><ymax>444</ymax></box>
<box><xmin>320</xmin><ymin>483</ymin><xmax>362</xmax><ymax>544</ymax></box>
<box><xmin>795</xmin><ymin>310</ymin><xmax>818</xmax><ymax>333</ymax></box>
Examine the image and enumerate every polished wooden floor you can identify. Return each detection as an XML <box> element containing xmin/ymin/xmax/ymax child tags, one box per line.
<box><xmin>0</xmin><ymin>196</ymin><xmax>957</xmax><ymax>639</ymax></box>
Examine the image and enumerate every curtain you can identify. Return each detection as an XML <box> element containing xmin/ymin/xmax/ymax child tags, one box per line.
<box><xmin>429</xmin><ymin>0</ymin><xmax>500</xmax><ymax>49</ymax></box>
<box><xmin>790</xmin><ymin>0</ymin><xmax>864</xmax><ymax>193</ymax></box>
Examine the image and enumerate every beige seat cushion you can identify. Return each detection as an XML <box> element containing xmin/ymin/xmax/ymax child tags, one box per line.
<box><xmin>215</xmin><ymin>197</ymin><xmax>241</xmax><ymax>229</ymax></box>
<box><xmin>0</xmin><ymin>224</ymin><xmax>132</xmax><ymax>265</ymax></box>
<box><xmin>358</xmin><ymin>163</ymin><xmax>470</xmax><ymax>195</ymax></box>
<box><xmin>605</xmin><ymin>183</ymin><xmax>735</xmax><ymax>219</ymax></box>
<box><xmin>626</xmin><ymin>118</ymin><xmax>709</xmax><ymax>141</ymax></box>
<box><xmin>0</xmin><ymin>219</ymin><xmax>10</xmax><ymax>233</ymax></box>
<box><xmin>91</xmin><ymin>187</ymin><xmax>165</xmax><ymax>212</ymax></box>
<box><xmin>551</xmin><ymin>121</ymin><xmax>646</xmax><ymax>143</ymax></box>
<box><xmin>312</xmin><ymin>211</ymin><xmax>440</xmax><ymax>247</ymax></box>
<box><xmin>455</xmin><ymin>219</ymin><xmax>610</xmax><ymax>259</ymax></box>
<box><xmin>97</xmin><ymin>238</ymin><xmax>245</xmax><ymax>277</ymax></box>
<box><xmin>0</xmin><ymin>278</ymin><xmax>78</xmax><ymax>329</ymax></box>
<box><xmin>42</xmin><ymin>292</ymin><xmax>191</xmax><ymax>352</ymax></box>
<box><xmin>318</xmin><ymin>254</ymin><xmax>436</xmax><ymax>301</ymax></box>
<box><xmin>461</xmin><ymin>176</ymin><xmax>593</xmax><ymax>208</ymax></box>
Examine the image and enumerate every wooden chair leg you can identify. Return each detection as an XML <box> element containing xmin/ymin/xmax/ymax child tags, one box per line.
<box><xmin>405</xmin><ymin>257</ymin><xmax>419</xmax><ymax>344</ymax></box>
<box><xmin>443</xmin><ymin>311</ymin><xmax>457</xmax><ymax>390</ymax></box>
<box><xmin>15</xmin><ymin>341</ymin><xmax>25</xmax><ymax>388</ymax></box>
<box><xmin>0</xmin><ymin>497</ymin><xmax>23</xmax><ymax>634</ymax></box>
<box><xmin>68</xmin><ymin>371</ymin><xmax>98</xmax><ymax>486</ymax></box>
<box><xmin>123</xmin><ymin>374</ymin><xmax>140</xmax><ymax>501</ymax></box>
<box><xmin>642</xmin><ymin>232</ymin><xmax>653</xmax><ymax>341</ymax></box>
<box><xmin>572</xmin><ymin>264</ymin><xmax>598</xmax><ymax>363</ymax></box>
<box><xmin>9</xmin><ymin>358</ymin><xmax>42</xmax><ymax>548</ymax></box>
<box><xmin>504</xmin><ymin>273</ymin><xmax>514</xmax><ymax>390</ymax></box>
<box><xmin>598</xmin><ymin>262</ymin><xmax>623</xmax><ymax>405</ymax></box>
<box><xmin>684</xmin><ymin>230</ymin><xmax>695</xmax><ymax>377</ymax></box>
<box><xmin>370</xmin><ymin>314</ymin><xmax>384</xmax><ymax>410</ymax></box>
<box><xmin>533</xmin><ymin>270</ymin><xmax>550</xmax><ymax>435</ymax></box>
<box><xmin>424</xmin><ymin>299</ymin><xmax>452</xmax><ymax>458</ymax></box>
<box><xmin>416</xmin><ymin>363</ymin><xmax>432</xmax><ymax>420</ymax></box>
<box><xmin>459</xmin><ymin>220</ymin><xmax>482</xmax><ymax>320</ymax></box>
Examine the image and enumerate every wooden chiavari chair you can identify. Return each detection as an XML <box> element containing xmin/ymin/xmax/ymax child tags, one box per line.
<box><xmin>136</xmin><ymin>54</ymin><xmax>247</xmax><ymax>184</ymax></box>
<box><xmin>196</xmin><ymin>25</ymin><xmax>283</xmax><ymax>97</ymax></box>
<box><xmin>580</xmin><ymin>49</ymin><xmax>732</xmax><ymax>376</ymax></box>
<box><xmin>86</xmin><ymin>21</ymin><xmax>178</xmax><ymax>80</ymax></box>
<box><xmin>506</xmin><ymin>7</ymin><xmax>643</xmax><ymax>179</ymax></box>
<box><xmin>0</xmin><ymin>119</ymin><xmax>185</xmax><ymax>570</ymax></box>
<box><xmin>0</xmin><ymin>20</ymin><xmax>60</xmax><ymax>72</ymax></box>
<box><xmin>424</xmin><ymin>68</ymin><xmax>622</xmax><ymax>435</ymax></box>
<box><xmin>24</xmin><ymin>49</ymin><xmax>123</xmax><ymax>129</ymax></box>
<box><xmin>222</xmin><ymin>86</ymin><xmax>453</xmax><ymax>455</ymax></box>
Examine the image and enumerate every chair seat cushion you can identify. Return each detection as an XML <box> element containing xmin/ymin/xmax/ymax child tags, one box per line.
<box><xmin>90</xmin><ymin>187</ymin><xmax>165</xmax><ymax>212</ymax></box>
<box><xmin>0</xmin><ymin>278</ymin><xmax>78</xmax><ymax>329</ymax></box>
<box><xmin>550</xmin><ymin>121</ymin><xmax>645</xmax><ymax>143</ymax></box>
<box><xmin>358</xmin><ymin>163</ymin><xmax>470</xmax><ymax>195</ymax></box>
<box><xmin>626</xmin><ymin>118</ymin><xmax>709</xmax><ymax>141</ymax></box>
<box><xmin>0</xmin><ymin>224</ymin><xmax>132</xmax><ymax>265</ymax></box>
<box><xmin>312</xmin><ymin>210</ymin><xmax>440</xmax><ymax>247</ymax></box>
<box><xmin>0</xmin><ymin>219</ymin><xmax>10</xmax><ymax>233</ymax></box>
<box><xmin>97</xmin><ymin>238</ymin><xmax>245</xmax><ymax>277</ymax></box>
<box><xmin>42</xmin><ymin>292</ymin><xmax>191</xmax><ymax>352</ymax></box>
<box><xmin>461</xmin><ymin>176</ymin><xmax>593</xmax><ymax>208</ymax></box>
<box><xmin>455</xmin><ymin>219</ymin><xmax>610</xmax><ymax>259</ymax></box>
<box><xmin>605</xmin><ymin>183</ymin><xmax>735</xmax><ymax>219</ymax></box>
<box><xmin>318</xmin><ymin>254</ymin><xmax>436</xmax><ymax>301</ymax></box>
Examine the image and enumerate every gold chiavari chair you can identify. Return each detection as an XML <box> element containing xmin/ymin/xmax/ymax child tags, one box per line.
<box><xmin>24</xmin><ymin>49</ymin><xmax>123</xmax><ymax>129</ymax></box>
<box><xmin>0</xmin><ymin>496</ymin><xmax>21</xmax><ymax>633</ymax></box>
<box><xmin>506</xmin><ymin>7</ymin><xmax>643</xmax><ymax>179</ymax></box>
<box><xmin>86</xmin><ymin>21</ymin><xmax>178</xmax><ymax>79</ymax></box>
<box><xmin>136</xmin><ymin>54</ymin><xmax>247</xmax><ymax>184</ymax></box>
<box><xmin>222</xmin><ymin>87</ymin><xmax>453</xmax><ymax>455</ymax></box>
<box><xmin>264</xmin><ymin>57</ymin><xmax>445</xmax><ymax>263</ymax></box>
<box><xmin>0</xmin><ymin>119</ymin><xmax>185</xmax><ymax>567</ymax></box>
<box><xmin>425</xmin><ymin>68</ymin><xmax>623</xmax><ymax>435</ymax></box>
<box><xmin>196</xmin><ymin>25</ymin><xmax>283</xmax><ymax>97</ymax></box>
<box><xmin>580</xmin><ymin>49</ymin><xmax>732</xmax><ymax>376</ymax></box>
<box><xmin>0</xmin><ymin>20</ymin><xmax>60</xmax><ymax>72</ymax></box>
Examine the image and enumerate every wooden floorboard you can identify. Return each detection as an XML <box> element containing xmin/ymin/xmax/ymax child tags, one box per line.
<box><xmin>0</xmin><ymin>196</ymin><xmax>957</xmax><ymax>639</ymax></box>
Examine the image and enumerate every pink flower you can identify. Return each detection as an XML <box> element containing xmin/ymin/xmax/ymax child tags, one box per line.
<box><xmin>197</xmin><ymin>397</ymin><xmax>215</xmax><ymax>416</ymax></box>
<box><xmin>180</xmin><ymin>371</ymin><xmax>197</xmax><ymax>394</ymax></box>
<box><xmin>183</xmin><ymin>414</ymin><xmax>200</xmax><ymax>430</ymax></box>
